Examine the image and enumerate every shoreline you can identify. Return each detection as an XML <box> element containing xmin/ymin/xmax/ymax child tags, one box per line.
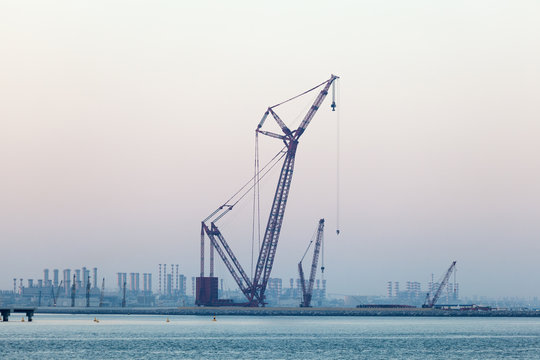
<box><xmin>34</xmin><ymin>306</ymin><xmax>540</xmax><ymax>317</ymax></box>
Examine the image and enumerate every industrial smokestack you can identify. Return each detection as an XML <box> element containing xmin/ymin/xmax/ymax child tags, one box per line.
<box><xmin>53</xmin><ymin>269</ymin><xmax>59</xmax><ymax>287</ymax></box>
<box><xmin>64</xmin><ymin>269</ymin><xmax>71</xmax><ymax>296</ymax></box>
<box><xmin>75</xmin><ymin>269</ymin><xmax>81</xmax><ymax>288</ymax></box>
<box><xmin>143</xmin><ymin>273</ymin><xmax>148</xmax><ymax>292</ymax></box>
<box><xmin>81</xmin><ymin>267</ymin><xmax>87</xmax><ymax>289</ymax></box>
<box><xmin>93</xmin><ymin>268</ymin><xmax>98</xmax><ymax>288</ymax></box>
<box><xmin>44</xmin><ymin>269</ymin><xmax>49</xmax><ymax>286</ymax></box>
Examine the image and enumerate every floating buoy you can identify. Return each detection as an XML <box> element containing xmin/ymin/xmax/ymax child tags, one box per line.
<box><xmin>166</xmin><ymin>317</ymin><xmax>170</xmax><ymax>323</ymax></box>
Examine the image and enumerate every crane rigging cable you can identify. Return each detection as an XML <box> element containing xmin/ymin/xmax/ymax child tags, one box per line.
<box><xmin>251</xmin><ymin>131</ymin><xmax>261</xmax><ymax>280</ymax></box>
<box><xmin>269</xmin><ymin>78</ymin><xmax>332</xmax><ymax>109</ymax></box>
<box><xmin>204</xmin><ymin>145</ymin><xmax>287</xmax><ymax>224</ymax></box>
<box><xmin>224</xmin><ymin>147</ymin><xmax>285</xmax><ymax>208</ymax></box>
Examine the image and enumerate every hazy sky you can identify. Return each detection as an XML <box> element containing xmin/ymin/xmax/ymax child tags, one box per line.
<box><xmin>1</xmin><ymin>0</ymin><xmax>539</xmax><ymax>298</ymax></box>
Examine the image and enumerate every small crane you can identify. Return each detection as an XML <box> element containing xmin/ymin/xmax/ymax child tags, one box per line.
<box><xmin>298</xmin><ymin>219</ymin><xmax>325</xmax><ymax>307</ymax></box>
<box><xmin>201</xmin><ymin>75</ymin><xmax>339</xmax><ymax>307</ymax></box>
<box><xmin>423</xmin><ymin>261</ymin><xmax>457</xmax><ymax>308</ymax></box>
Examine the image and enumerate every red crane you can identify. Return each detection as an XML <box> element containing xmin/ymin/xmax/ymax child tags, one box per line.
<box><xmin>200</xmin><ymin>75</ymin><xmax>339</xmax><ymax>307</ymax></box>
<box><xmin>423</xmin><ymin>261</ymin><xmax>457</xmax><ymax>308</ymax></box>
<box><xmin>298</xmin><ymin>219</ymin><xmax>325</xmax><ymax>307</ymax></box>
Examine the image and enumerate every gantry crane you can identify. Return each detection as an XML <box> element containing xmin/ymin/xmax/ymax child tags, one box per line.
<box><xmin>423</xmin><ymin>261</ymin><xmax>457</xmax><ymax>308</ymax></box>
<box><xmin>200</xmin><ymin>75</ymin><xmax>339</xmax><ymax>307</ymax></box>
<box><xmin>298</xmin><ymin>219</ymin><xmax>325</xmax><ymax>307</ymax></box>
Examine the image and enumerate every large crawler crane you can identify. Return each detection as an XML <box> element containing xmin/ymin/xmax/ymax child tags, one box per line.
<box><xmin>199</xmin><ymin>75</ymin><xmax>339</xmax><ymax>307</ymax></box>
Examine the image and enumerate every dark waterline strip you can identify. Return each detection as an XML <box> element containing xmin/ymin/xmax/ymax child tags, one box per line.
<box><xmin>33</xmin><ymin>307</ymin><xmax>540</xmax><ymax>317</ymax></box>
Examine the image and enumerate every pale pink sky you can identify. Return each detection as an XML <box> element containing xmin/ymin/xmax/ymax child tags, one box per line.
<box><xmin>1</xmin><ymin>0</ymin><xmax>539</xmax><ymax>297</ymax></box>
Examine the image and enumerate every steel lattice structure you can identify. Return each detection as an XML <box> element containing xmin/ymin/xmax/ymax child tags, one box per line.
<box><xmin>200</xmin><ymin>75</ymin><xmax>339</xmax><ymax>306</ymax></box>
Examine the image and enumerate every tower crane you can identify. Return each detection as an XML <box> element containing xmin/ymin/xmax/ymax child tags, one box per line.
<box><xmin>298</xmin><ymin>219</ymin><xmax>325</xmax><ymax>307</ymax></box>
<box><xmin>200</xmin><ymin>75</ymin><xmax>339</xmax><ymax>307</ymax></box>
<box><xmin>423</xmin><ymin>261</ymin><xmax>457</xmax><ymax>308</ymax></box>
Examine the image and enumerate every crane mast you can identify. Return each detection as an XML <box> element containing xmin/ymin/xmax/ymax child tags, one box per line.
<box><xmin>423</xmin><ymin>261</ymin><xmax>457</xmax><ymax>308</ymax></box>
<box><xmin>299</xmin><ymin>219</ymin><xmax>325</xmax><ymax>307</ymax></box>
<box><xmin>200</xmin><ymin>75</ymin><xmax>339</xmax><ymax>307</ymax></box>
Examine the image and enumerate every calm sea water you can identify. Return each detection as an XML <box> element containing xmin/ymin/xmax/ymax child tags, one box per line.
<box><xmin>1</xmin><ymin>314</ymin><xmax>540</xmax><ymax>359</ymax></box>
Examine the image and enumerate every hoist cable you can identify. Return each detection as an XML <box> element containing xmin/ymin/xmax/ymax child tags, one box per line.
<box><xmin>336</xmin><ymin>79</ymin><xmax>341</xmax><ymax>235</ymax></box>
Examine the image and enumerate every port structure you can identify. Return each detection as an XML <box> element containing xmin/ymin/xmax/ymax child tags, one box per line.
<box><xmin>298</xmin><ymin>219</ymin><xmax>325</xmax><ymax>308</ymax></box>
<box><xmin>423</xmin><ymin>261</ymin><xmax>457</xmax><ymax>308</ymax></box>
<box><xmin>198</xmin><ymin>75</ymin><xmax>339</xmax><ymax>307</ymax></box>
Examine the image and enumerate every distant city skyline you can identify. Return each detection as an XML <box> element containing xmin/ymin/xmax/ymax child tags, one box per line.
<box><xmin>1</xmin><ymin>1</ymin><xmax>539</xmax><ymax>298</ymax></box>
